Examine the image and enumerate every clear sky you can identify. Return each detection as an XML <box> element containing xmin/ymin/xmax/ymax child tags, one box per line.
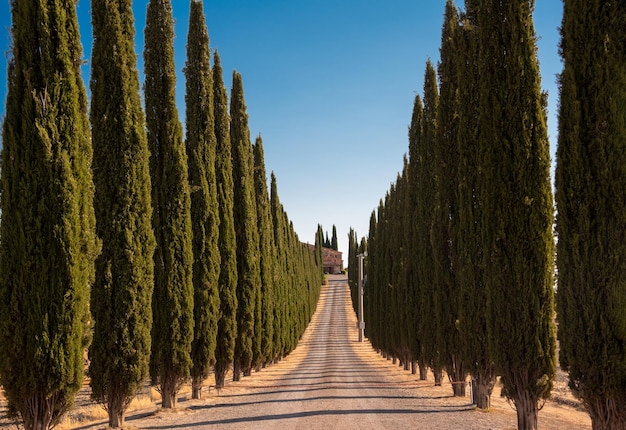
<box><xmin>0</xmin><ymin>0</ymin><xmax>563</xmax><ymax>259</ymax></box>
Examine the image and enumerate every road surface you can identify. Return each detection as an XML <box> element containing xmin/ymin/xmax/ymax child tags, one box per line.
<box><xmin>101</xmin><ymin>274</ymin><xmax>589</xmax><ymax>430</ymax></box>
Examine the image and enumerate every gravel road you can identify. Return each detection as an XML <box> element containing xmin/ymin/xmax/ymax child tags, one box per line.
<box><xmin>109</xmin><ymin>274</ymin><xmax>590</xmax><ymax>430</ymax></box>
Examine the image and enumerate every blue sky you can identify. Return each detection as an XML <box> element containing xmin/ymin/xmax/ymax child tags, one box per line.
<box><xmin>0</xmin><ymin>0</ymin><xmax>562</xmax><ymax>258</ymax></box>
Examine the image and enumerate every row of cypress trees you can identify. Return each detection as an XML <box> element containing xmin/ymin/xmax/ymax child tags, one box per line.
<box><xmin>318</xmin><ymin>224</ymin><xmax>339</xmax><ymax>251</ymax></box>
<box><xmin>350</xmin><ymin>1</ymin><xmax>556</xmax><ymax>429</ymax></box>
<box><xmin>351</xmin><ymin>1</ymin><xmax>626</xmax><ymax>429</ymax></box>
<box><xmin>0</xmin><ymin>1</ymin><xmax>323</xmax><ymax>429</ymax></box>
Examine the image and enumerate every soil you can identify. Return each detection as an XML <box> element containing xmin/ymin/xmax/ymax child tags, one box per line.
<box><xmin>1</xmin><ymin>274</ymin><xmax>591</xmax><ymax>429</ymax></box>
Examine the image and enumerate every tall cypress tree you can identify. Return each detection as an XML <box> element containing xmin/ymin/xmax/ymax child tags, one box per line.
<box><xmin>315</xmin><ymin>224</ymin><xmax>325</xmax><ymax>281</ymax></box>
<box><xmin>417</xmin><ymin>60</ymin><xmax>442</xmax><ymax>385</ymax></box>
<box><xmin>230</xmin><ymin>71</ymin><xmax>261</xmax><ymax>380</ymax></box>
<box><xmin>399</xmin><ymin>157</ymin><xmax>417</xmax><ymax>373</ymax></box>
<box><xmin>365</xmin><ymin>210</ymin><xmax>379</xmax><ymax>347</ymax></box>
<box><xmin>270</xmin><ymin>172</ymin><xmax>287</xmax><ymax>360</ymax></box>
<box><xmin>407</xmin><ymin>94</ymin><xmax>427</xmax><ymax>379</ymax></box>
<box><xmin>477</xmin><ymin>1</ymin><xmax>556</xmax><ymax>428</ymax></box>
<box><xmin>347</xmin><ymin>228</ymin><xmax>358</xmax><ymax>313</ymax></box>
<box><xmin>144</xmin><ymin>0</ymin><xmax>194</xmax><ymax>409</ymax></box>
<box><xmin>432</xmin><ymin>0</ymin><xmax>466</xmax><ymax>396</ymax></box>
<box><xmin>456</xmin><ymin>0</ymin><xmax>496</xmax><ymax>409</ymax></box>
<box><xmin>253</xmin><ymin>136</ymin><xmax>275</xmax><ymax>367</ymax></box>
<box><xmin>555</xmin><ymin>1</ymin><xmax>626</xmax><ymax>428</ymax></box>
<box><xmin>0</xmin><ymin>1</ymin><xmax>98</xmax><ymax>428</ymax></box>
<box><xmin>213</xmin><ymin>51</ymin><xmax>238</xmax><ymax>389</ymax></box>
<box><xmin>184</xmin><ymin>0</ymin><xmax>220</xmax><ymax>400</ymax></box>
<box><xmin>88</xmin><ymin>0</ymin><xmax>155</xmax><ymax>426</ymax></box>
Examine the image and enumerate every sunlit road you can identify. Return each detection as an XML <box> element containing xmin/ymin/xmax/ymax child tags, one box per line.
<box><xmin>132</xmin><ymin>274</ymin><xmax>476</xmax><ymax>430</ymax></box>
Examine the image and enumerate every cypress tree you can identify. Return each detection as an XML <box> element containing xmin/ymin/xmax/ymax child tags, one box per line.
<box><xmin>144</xmin><ymin>0</ymin><xmax>194</xmax><ymax>409</ymax></box>
<box><xmin>365</xmin><ymin>210</ymin><xmax>378</xmax><ymax>347</ymax></box>
<box><xmin>456</xmin><ymin>0</ymin><xmax>496</xmax><ymax>409</ymax></box>
<box><xmin>88</xmin><ymin>0</ymin><xmax>155</xmax><ymax>426</ymax></box>
<box><xmin>230</xmin><ymin>71</ymin><xmax>261</xmax><ymax>380</ymax></box>
<box><xmin>282</xmin><ymin>212</ymin><xmax>297</xmax><ymax>353</ymax></box>
<box><xmin>416</xmin><ymin>60</ymin><xmax>442</xmax><ymax>384</ymax></box>
<box><xmin>315</xmin><ymin>224</ymin><xmax>325</xmax><ymax>281</ymax></box>
<box><xmin>348</xmin><ymin>228</ymin><xmax>358</xmax><ymax>313</ymax></box>
<box><xmin>213</xmin><ymin>51</ymin><xmax>238</xmax><ymax>389</ymax></box>
<box><xmin>270</xmin><ymin>172</ymin><xmax>286</xmax><ymax>360</ymax></box>
<box><xmin>433</xmin><ymin>0</ymin><xmax>466</xmax><ymax>396</ymax></box>
<box><xmin>477</xmin><ymin>1</ymin><xmax>556</xmax><ymax>428</ymax></box>
<box><xmin>407</xmin><ymin>94</ymin><xmax>427</xmax><ymax>379</ymax></box>
<box><xmin>331</xmin><ymin>225</ymin><xmax>338</xmax><ymax>251</ymax></box>
<box><xmin>398</xmin><ymin>159</ymin><xmax>413</xmax><ymax>369</ymax></box>
<box><xmin>184</xmin><ymin>0</ymin><xmax>220</xmax><ymax>400</ymax></box>
<box><xmin>374</xmin><ymin>199</ymin><xmax>390</xmax><ymax>358</ymax></box>
<box><xmin>390</xmin><ymin>170</ymin><xmax>409</xmax><ymax>366</ymax></box>
<box><xmin>0</xmin><ymin>1</ymin><xmax>98</xmax><ymax>428</ymax></box>
<box><xmin>253</xmin><ymin>136</ymin><xmax>275</xmax><ymax>367</ymax></box>
<box><xmin>555</xmin><ymin>1</ymin><xmax>626</xmax><ymax>428</ymax></box>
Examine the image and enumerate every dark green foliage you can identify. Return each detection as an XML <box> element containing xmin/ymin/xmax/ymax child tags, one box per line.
<box><xmin>347</xmin><ymin>228</ymin><xmax>359</xmax><ymax>313</ymax></box>
<box><xmin>144</xmin><ymin>0</ymin><xmax>194</xmax><ymax>408</ymax></box>
<box><xmin>268</xmin><ymin>173</ymin><xmax>320</xmax><ymax>360</ymax></box>
<box><xmin>230</xmin><ymin>71</ymin><xmax>261</xmax><ymax>380</ymax></box>
<box><xmin>270</xmin><ymin>173</ymin><xmax>286</xmax><ymax>359</ymax></box>
<box><xmin>315</xmin><ymin>224</ymin><xmax>325</xmax><ymax>280</ymax></box>
<box><xmin>555</xmin><ymin>1</ymin><xmax>626</xmax><ymax>428</ymax></box>
<box><xmin>361</xmin><ymin>3</ymin><xmax>554</xmax><ymax>423</ymax></box>
<box><xmin>417</xmin><ymin>60</ymin><xmax>442</xmax><ymax>384</ymax></box>
<box><xmin>88</xmin><ymin>0</ymin><xmax>155</xmax><ymax>425</ymax></box>
<box><xmin>433</xmin><ymin>0</ymin><xmax>466</xmax><ymax>396</ymax></box>
<box><xmin>324</xmin><ymin>232</ymin><xmax>331</xmax><ymax>249</ymax></box>
<box><xmin>407</xmin><ymin>95</ymin><xmax>425</xmax><ymax>375</ymax></box>
<box><xmin>477</xmin><ymin>0</ymin><xmax>556</xmax><ymax>427</ymax></box>
<box><xmin>331</xmin><ymin>225</ymin><xmax>338</xmax><ymax>251</ymax></box>
<box><xmin>0</xmin><ymin>0</ymin><xmax>98</xmax><ymax>428</ymax></box>
<box><xmin>455</xmin><ymin>0</ymin><xmax>496</xmax><ymax>409</ymax></box>
<box><xmin>213</xmin><ymin>51</ymin><xmax>238</xmax><ymax>389</ymax></box>
<box><xmin>253</xmin><ymin>136</ymin><xmax>275</xmax><ymax>366</ymax></box>
<box><xmin>184</xmin><ymin>0</ymin><xmax>221</xmax><ymax>400</ymax></box>
<box><xmin>363</xmin><ymin>210</ymin><xmax>378</xmax><ymax>345</ymax></box>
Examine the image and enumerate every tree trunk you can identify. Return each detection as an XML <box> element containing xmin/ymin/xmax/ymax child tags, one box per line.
<box><xmin>192</xmin><ymin>376</ymin><xmax>203</xmax><ymax>399</ymax></box>
<box><xmin>588</xmin><ymin>395</ymin><xmax>626</xmax><ymax>430</ymax></box>
<box><xmin>160</xmin><ymin>375</ymin><xmax>178</xmax><ymax>408</ymax></box>
<box><xmin>215</xmin><ymin>366</ymin><xmax>227</xmax><ymax>389</ymax></box>
<box><xmin>107</xmin><ymin>399</ymin><xmax>125</xmax><ymax>428</ymax></box>
<box><xmin>233</xmin><ymin>361</ymin><xmax>241</xmax><ymax>382</ymax></box>
<box><xmin>404</xmin><ymin>360</ymin><xmax>410</xmax><ymax>371</ymax></box>
<box><xmin>472</xmin><ymin>377</ymin><xmax>492</xmax><ymax>409</ymax></box>
<box><xmin>514</xmin><ymin>392</ymin><xmax>539</xmax><ymax>430</ymax></box>
<box><xmin>472</xmin><ymin>366</ymin><xmax>496</xmax><ymax>410</ymax></box>
<box><xmin>31</xmin><ymin>418</ymin><xmax>48</xmax><ymax>430</ymax></box>
<box><xmin>433</xmin><ymin>366</ymin><xmax>443</xmax><ymax>386</ymax></box>
<box><xmin>451</xmin><ymin>378</ymin><xmax>466</xmax><ymax>397</ymax></box>
<box><xmin>243</xmin><ymin>368</ymin><xmax>252</xmax><ymax>377</ymax></box>
<box><xmin>411</xmin><ymin>361</ymin><xmax>417</xmax><ymax>375</ymax></box>
<box><xmin>25</xmin><ymin>396</ymin><xmax>54</xmax><ymax>430</ymax></box>
<box><xmin>419</xmin><ymin>363</ymin><xmax>428</xmax><ymax>380</ymax></box>
<box><xmin>448</xmin><ymin>355</ymin><xmax>467</xmax><ymax>396</ymax></box>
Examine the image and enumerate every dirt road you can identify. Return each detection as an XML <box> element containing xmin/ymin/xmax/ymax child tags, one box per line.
<box><xmin>110</xmin><ymin>274</ymin><xmax>589</xmax><ymax>430</ymax></box>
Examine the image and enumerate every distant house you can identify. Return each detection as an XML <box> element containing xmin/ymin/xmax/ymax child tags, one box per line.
<box><xmin>322</xmin><ymin>247</ymin><xmax>343</xmax><ymax>274</ymax></box>
<box><xmin>307</xmin><ymin>244</ymin><xmax>343</xmax><ymax>274</ymax></box>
